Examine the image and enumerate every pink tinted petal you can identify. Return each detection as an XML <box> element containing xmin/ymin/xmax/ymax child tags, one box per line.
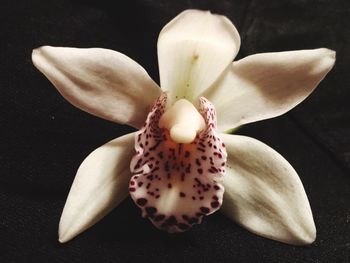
<box><xmin>129</xmin><ymin>94</ymin><xmax>227</xmax><ymax>232</ymax></box>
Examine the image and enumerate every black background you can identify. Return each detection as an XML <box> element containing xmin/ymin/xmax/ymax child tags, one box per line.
<box><xmin>1</xmin><ymin>0</ymin><xmax>350</xmax><ymax>262</ymax></box>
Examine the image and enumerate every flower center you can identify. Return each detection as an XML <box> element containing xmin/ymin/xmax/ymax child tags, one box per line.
<box><xmin>159</xmin><ymin>99</ymin><xmax>205</xmax><ymax>144</ymax></box>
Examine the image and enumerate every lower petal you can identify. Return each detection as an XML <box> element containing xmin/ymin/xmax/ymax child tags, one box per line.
<box><xmin>220</xmin><ymin>134</ymin><xmax>316</xmax><ymax>245</ymax></box>
<box><xmin>129</xmin><ymin>94</ymin><xmax>227</xmax><ymax>232</ymax></box>
<box><xmin>59</xmin><ymin>133</ymin><xmax>135</xmax><ymax>243</ymax></box>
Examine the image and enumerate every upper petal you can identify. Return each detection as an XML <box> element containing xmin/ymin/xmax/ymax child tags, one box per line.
<box><xmin>32</xmin><ymin>46</ymin><xmax>161</xmax><ymax>129</ymax></box>
<box><xmin>157</xmin><ymin>9</ymin><xmax>240</xmax><ymax>104</ymax></box>
<box><xmin>202</xmin><ymin>48</ymin><xmax>336</xmax><ymax>131</ymax></box>
<box><xmin>58</xmin><ymin>133</ymin><xmax>135</xmax><ymax>243</ymax></box>
<box><xmin>220</xmin><ymin>134</ymin><xmax>316</xmax><ymax>245</ymax></box>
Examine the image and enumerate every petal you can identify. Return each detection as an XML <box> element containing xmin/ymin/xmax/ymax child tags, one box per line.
<box><xmin>32</xmin><ymin>46</ymin><xmax>161</xmax><ymax>129</ymax></box>
<box><xmin>58</xmin><ymin>133</ymin><xmax>135</xmax><ymax>243</ymax></box>
<box><xmin>129</xmin><ymin>94</ymin><xmax>227</xmax><ymax>232</ymax></box>
<box><xmin>157</xmin><ymin>9</ymin><xmax>240</xmax><ymax>104</ymax></box>
<box><xmin>220</xmin><ymin>134</ymin><xmax>316</xmax><ymax>245</ymax></box>
<box><xmin>202</xmin><ymin>48</ymin><xmax>336</xmax><ymax>131</ymax></box>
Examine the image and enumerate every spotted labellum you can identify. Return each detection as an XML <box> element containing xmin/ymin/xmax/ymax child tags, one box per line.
<box><xmin>130</xmin><ymin>95</ymin><xmax>226</xmax><ymax>232</ymax></box>
<box><xmin>32</xmin><ymin>10</ymin><xmax>335</xmax><ymax>245</ymax></box>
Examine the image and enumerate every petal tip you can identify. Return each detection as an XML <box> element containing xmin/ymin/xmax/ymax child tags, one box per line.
<box><xmin>58</xmin><ymin>235</ymin><xmax>72</xmax><ymax>244</ymax></box>
<box><xmin>58</xmin><ymin>221</ymin><xmax>78</xmax><ymax>243</ymax></box>
<box><xmin>316</xmin><ymin>48</ymin><xmax>336</xmax><ymax>72</ymax></box>
<box><xmin>31</xmin><ymin>48</ymin><xmax>40</xmax><ymax>66</ymax></box>
<box><xmin>322</xmin><ymin>47</ymin><xmax>336</xmax><ymax>63</ymax></box>
<box><xmin>58</xmin><ymin>229</ymin><xmax>71</xmax><ymax>244</ymax></box>
<box><xmin>58</xmin><ymin>236</ymin><xmax>68</xmax><ymax>244</ymax></box>
<box><xmin>295</xmin><ymin>223</ymin><xmax>316</xmax><ymax>246</ymax></box>
<box><xmin>31</xmin><ymin>46</ymin><xmax>49</xmax><ymax>69</ymax></box>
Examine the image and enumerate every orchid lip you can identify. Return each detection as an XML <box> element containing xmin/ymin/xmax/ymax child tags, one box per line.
<box><xmin>129</xmin><ymin>94</ymin><xmax>227</xmax><ymax>233</ymax></box>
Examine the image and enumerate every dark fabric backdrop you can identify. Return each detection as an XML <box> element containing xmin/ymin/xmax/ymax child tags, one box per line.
<box><xmin>1</xmin><ymin>0</ymin><xmax>349</xmax><ymax>262</ymax></box>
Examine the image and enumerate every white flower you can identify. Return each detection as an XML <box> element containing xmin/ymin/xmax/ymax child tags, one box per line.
<box><xmin>32</xmin><ymin>10</ymin><xmax>335</xmax><ymax>245</ymax></box>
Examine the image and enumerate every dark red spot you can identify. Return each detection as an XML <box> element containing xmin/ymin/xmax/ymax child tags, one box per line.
<box><xmin>138</xmin><ymin>182</ymin><xmax>143</xmax><ymax>187</ymax></box>
<box><xmin>211</xmin><ymin>201</ymin><xmax>220</xmax><ymax>208</ymax></box>
<box><xmin>210</xmin><ymin>166</ymin><xmax>218</xmax><ymax>173</ymax></box>
<box><xmin>197</xmin><ymin>168</ymin><xmax>203</xmax><ymax>174</ymax></box>
<box><xmin>136</xmin><ymin>198</ymin><xmax>147</xmax><ymax>206</ymax></box>
<box><xmin>200</xmin><ymin>207</ymin><xmax>210</xmax><ymax>214</ymax></box>
<box><xmin>164</xmin><ymin>161</ymin><xmax>170</xmax><ymax>171</ymax></box>
<box><xmin>179</xmin><ymin>192</ymin><xmax>186</xmax><ymax>197</ymax></box>
<box><xmin>147</xmin><ymin>175</ymin><xmax>154</xmax><ymax>180</ymax></box>
<box><xmin>186</xmin><ymin>164</ymin><xmax>191</xmax><ymax>173</ymax></box>
<box><xmin>165</xmin><ymin>216</ymin><xmax>177</xmax><ymax>226</ymax></box>
<box><xmin>129</xmin><ymin>187</ymin><xmax>136</xmax><ymax>192</ymax></box>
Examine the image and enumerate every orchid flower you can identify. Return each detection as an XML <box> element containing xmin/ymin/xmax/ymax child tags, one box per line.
<box><xmin>32</xmin><ymin>9</ymin><xmax>335</xmax><ymax>245</ymax></box>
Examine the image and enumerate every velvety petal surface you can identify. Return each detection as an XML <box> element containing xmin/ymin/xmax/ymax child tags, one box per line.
<box><xmin>59</xmin><ymin>133</ymin><xmax>135</xmax><ymax>243</ymax></box>
<box><xmin>201</xmin><ymin>48</ymin><xmax>336</xmax><ymax>131</ymax></box>
<box><xmin>220</xmin><ymin>134</ymin><xmax>316</xmax><ymax>245</ymax></box>
<box><xmin>32</xmin><ymin>46</ymin><xmax>161</xmax><ymax>129</ymax></box>
<box><xmin>157</xmin><ymin>9</ymin><xmax>240</xmax><ymax>104</ymax></box>
<box><xmin>129</xmin><ymin>94</ymin><xmax>227</xmax><ymax>232</ymax></box>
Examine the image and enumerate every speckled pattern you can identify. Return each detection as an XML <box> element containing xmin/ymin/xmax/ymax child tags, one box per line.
<box><xmin>130</xmin><ymin>94</ymin><xmax>226</xmax><ymax>232</ymax></box>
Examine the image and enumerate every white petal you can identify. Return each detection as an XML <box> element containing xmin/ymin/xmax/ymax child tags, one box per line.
<box><xmin>32</xmin><ymin>46</ymin><xmax>161</xmax><ymax>129</ymax></box>
<box><xmin>202</xmin><ymin>48</ymin><xmax>336</xmax><ymax>131</ymax></box>
<box><xmin>220</xmin><ymin>134</ymin><xmax>316</xmax><ymax>245</ymax></box>
<box><xmin>58</xmin><ymin>133</ymin><xmax>135</xmax><ymax>243</ymax></box>
<box><xmin>157</xmin><ymin>9</ymin><xmax>240</xmax><ymax>104</ymax></box>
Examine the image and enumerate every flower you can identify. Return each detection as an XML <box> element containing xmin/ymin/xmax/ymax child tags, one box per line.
<box><xmin>32</xmin><ymin>9</ymin><xmax>335</xmax><ymax>245</ymax></box>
